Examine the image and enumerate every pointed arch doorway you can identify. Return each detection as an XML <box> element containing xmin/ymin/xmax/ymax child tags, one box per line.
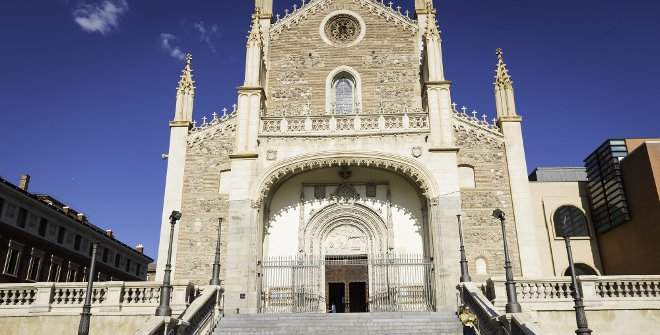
<box><xmin>258</xmin><ymin>163</ymin><xmax>437</xmax><ymax>314</ymax></box>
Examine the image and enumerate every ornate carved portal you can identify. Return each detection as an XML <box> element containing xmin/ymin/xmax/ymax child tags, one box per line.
<box><xmin>261</xmin><ymin>202</ymin><xmax>435</xmax><ymax>313</ymax></box>
<box><xmin>302</xmin><ymin>203</ymin><xmax>388</xmax><ymax>256</ymax></box>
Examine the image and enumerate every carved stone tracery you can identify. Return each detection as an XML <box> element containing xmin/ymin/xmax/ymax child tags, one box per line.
<box><xmin>302</xmin><ymin>203</ymin><xmax>388</xmax><ymax>255</ymax></box>
<box><xmin>253</xmin><ymin>152</ymin><xmax>437</xmax><ymax>206</ymax></box>
<box><xmin>325</xmin><ymin>14</ymin><xmax>361</xmax><ymax>44</ymax></box>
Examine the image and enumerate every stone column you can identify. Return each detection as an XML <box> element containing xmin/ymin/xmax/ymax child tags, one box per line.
<box><xmin>156</xmin><ymin>55</ymin><xmax>195</xmax><ymax>281</ymax></box>
<box><xmin>425</xmin><ymin>151</ymin><xmax>462</xmax><ymax>308</ymax></box>
<box><xmin>222</xmin><ymin>157</ymin><xmax>260</xmax><ymax>314</ymax></box>
<box><xmin>494</xmin><ymin>49</ymin><xmax>545</xmax><ymax>276</ymax></box>
<box><xmin>500</xmin><ymin>119</ymin><xmax>544</xmax><ymax>276</ymax></box>
<box><xmin>426</xmin><ymin>83</ymin><xmax>455</xmax><ymax>148</ymax></box>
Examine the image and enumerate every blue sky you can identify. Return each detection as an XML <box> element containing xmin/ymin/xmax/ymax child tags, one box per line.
<box><xmin>0</xmin><ymin>0</ymin><xmax>658</xmax><ymax>261</ymax></box>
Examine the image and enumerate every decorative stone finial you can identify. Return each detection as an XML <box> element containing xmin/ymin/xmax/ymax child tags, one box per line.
<box><xmin>495</xmin><ymin>48</ymin><xmax>513</xmax><ymax>87</ymax></box>
<box><xmin>247</xmin><ymin>8</ymin><xmax>263</xmax><ymax>47</ymax></box>
<box><xmin>177</xmin><ymin>53</ymin><xmax>195</xmax><ymax>96</ymax></box>
<box><xmin>425</xmin><ymin>7</ymin><xmax>440</xmax><ymax>39</ymax></box>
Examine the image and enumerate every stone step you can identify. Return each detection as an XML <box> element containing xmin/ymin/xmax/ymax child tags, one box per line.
<box><xmin>214</xmin><ymin>312</ymin><xmax>462</xmax><ymax>335</ymax></box>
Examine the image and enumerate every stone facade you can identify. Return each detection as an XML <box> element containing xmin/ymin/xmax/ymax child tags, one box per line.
<box><xmin>454</xmin><ymin>122</ymin><xmax>522</xmax><ymax>280</ymax></box>
<box><xmin>267</xmin><ymin>0</ymin><xmax>422</xmax><ymax>117</ymax></box>
<box><xmin>173</xmin><ymin>117</ymin><xmax>236</xmax><ymax>284</ymax></box>
<box><xmin>156</xmin><ymin>0</ymin><xmax>542</xmax><ymax>313</ymax></box>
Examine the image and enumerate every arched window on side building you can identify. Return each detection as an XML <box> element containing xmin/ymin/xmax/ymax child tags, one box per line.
<box><xmin>553</xmin><ymin>205</ymin><xmax>590</xmax><ymax>237</ymax></box>
<box><xmin>564</xmin><ymin>263</ymin><xmax>598</xmax><ymax>276</ymax></box>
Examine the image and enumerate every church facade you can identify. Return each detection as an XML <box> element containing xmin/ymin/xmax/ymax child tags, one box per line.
<box><xmin>156</xmin><ymin>0</ymin><xmax>553</xmax><ymax>314</ymax></box>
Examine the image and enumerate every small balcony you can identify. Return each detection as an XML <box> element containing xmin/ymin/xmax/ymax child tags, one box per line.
<box><xmin>260</xmin><ymin>112</ymin><xmax>429</xmax><ymax>136</ymax></box>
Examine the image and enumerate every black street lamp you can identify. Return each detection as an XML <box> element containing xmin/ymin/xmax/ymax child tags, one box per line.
<box><xmin>560</xmin><ymin>221</ymin><xmax>593</xmax><ymax>334</ymax></box>
<box><xmin>210</xmin><ymin>218</ymin><xmax>223</xmax><ymax>286</ymax></box>
<box><xmin>156</xmin><ymin>210</ymin><xmax>182</xmax><ymax>317</ymax></box>
<box><xmin>492</xmin><ymin>209</ymin><xmax>522</xmax><ymax>313</ymax></box>
<box><xmin>78</xmin><ymin>241</ymin><xmax>98</xmax><ymax>335</ymax></box>
<box><xmin>457</xmin><ymin>214</ymin><xmax>471</xmax><ymax>282</ymax></box>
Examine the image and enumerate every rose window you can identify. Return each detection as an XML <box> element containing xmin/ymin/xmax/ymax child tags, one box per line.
<box><xmin>325</xmin><ymin>15</ymin><xmax>361</xmax><ymax>45</ymax></box>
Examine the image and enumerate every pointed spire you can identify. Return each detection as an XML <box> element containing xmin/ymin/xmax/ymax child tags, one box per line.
<box><xmin>494</xmin><ymin>48</ymin><xmax>519</xmax><ymax>119</ymax></box>
<box><xmin>247</xmin><ymin>9</ymin><xmax>263</xmax><ymax>47</ymax></box>
<box><xmin>423</xmin><ymin>1</ymin><xmax>440</xmax><ymax>40</ymax></box>
<box><xmin>495</xmin><ymin>48</ymin><xmax>513</xmax><ymax>87</ymax></box>
<box><xmin>177</xmin><ymin>53</ymin><xmax>195</xmax><ymax>96</ymax></box>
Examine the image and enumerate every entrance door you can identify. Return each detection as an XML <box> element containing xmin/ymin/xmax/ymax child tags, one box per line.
<box><xmin>328</xmin><ymin>282</ymin><xmax>345</xmax><ymax>313</ymax></box>
<box><xmin>349</xmin><ymin>282</ymin><xmax>367</xmax><ymax>312</ymax></box>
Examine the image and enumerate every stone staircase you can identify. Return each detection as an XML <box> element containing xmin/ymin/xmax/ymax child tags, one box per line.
<box><xmin>214</xmin><ymin>311</ymin><xmax>462</xmax><ymax>335</ymax></box>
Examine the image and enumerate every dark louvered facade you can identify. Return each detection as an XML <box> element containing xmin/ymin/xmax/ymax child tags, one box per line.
<box><xmin>584</xmin><ymin>139</ymin><xmax>631</xmax><ymax>233</ymax></box>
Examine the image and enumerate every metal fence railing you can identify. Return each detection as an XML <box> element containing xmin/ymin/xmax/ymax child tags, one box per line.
<box><xmin>259</xmin><ymin>253</ymin><xmax>434</xmax><ymax>313</ymax></box>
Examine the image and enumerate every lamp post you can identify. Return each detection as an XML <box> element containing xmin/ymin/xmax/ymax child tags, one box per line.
<box><xmin>457</xmin><ymin>214</ymin><xmax>471</xmax><ymax>282</ymax></box>
<box><xmin>210</xmin><ymin>218</ymin><xmax>223</xmax><ymax>286</ymax></box>
<box><xmin>562</xmin><ymin>233</ymin><xmax>592</xmax><ymax>334</ymax></box>
<box><xmin>492</xmin><ymin>209</ymin><xmax>521</xmax><ymax>313</ymax></box>
<box><xmin>78</xmin><ymin>241</ymin><xmax>98</xmax><ymax>335</ymax></box>
<box><xmin>156</xmin><ymin>210</ymin><xmax>182</xmax><ymax>316</ymax></box>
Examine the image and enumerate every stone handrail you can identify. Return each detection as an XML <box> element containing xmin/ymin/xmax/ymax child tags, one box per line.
<box><xmin>458</xmin><ymin>283</ymin><xmax>538</xmax><ymax>335</ymax></box>
<box><xmin>0</xmin><ymin>281</ymin><xmax>194</xmax><ymax>316</ymax></box>
<box><xmin>486</xmin><ymin>275</ymin><xmax>660</xmax><ymax>311</ymax></box>
<box><xmin>137</xmin><ymin>285</ymin><xmax>223</xmax><ymax>335</ymax></box>
<box><xmin>260</xmin><ymin>112</ymin><xmax>429</xmax><ymax>136</ymax></box>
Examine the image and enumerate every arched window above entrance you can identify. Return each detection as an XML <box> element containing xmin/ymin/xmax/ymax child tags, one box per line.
<box><xmin>332</xmin><ymin>72</ymin><xmax>356</xmax><ymax>114</ymax></box>
<box><xmin>326</xmin><ymin>67</ymin><xmax>362</xmax><ymax>115</ymax></box>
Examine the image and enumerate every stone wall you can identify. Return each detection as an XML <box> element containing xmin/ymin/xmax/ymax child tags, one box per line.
<box><xmin>455</xmin><ymin>122</ymin><xmax>522</xmax><ymax>278</ymax></box>
<box><xmin>267</xmin><ymin>0</ymin><xmax>422</xmax><ymax>117</ymax></box>
<box><xmin>174</xmin><ymin>119</ymin><xmax>236</xmax><ymax>284</ymax></box>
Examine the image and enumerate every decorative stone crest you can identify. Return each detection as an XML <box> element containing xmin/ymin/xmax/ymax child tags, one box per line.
<box><xmin>266</xmin><ymin>150</ymin><xmax>277</xmax><ymax>161</ymax></box>
<box><xmin>325</xmin><ymin>14</ymin><xmax>361</xmax><ymax>45</ymax></box>
<box><xmin>411</xmin><ymin>146</ymin><xmax>422</xmax><ymax>158</ymax></box>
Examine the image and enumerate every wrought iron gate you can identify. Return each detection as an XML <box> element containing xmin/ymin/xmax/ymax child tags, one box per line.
<box><xmin>369</xmin><ymin>253</ymin><xmax>435</xmax><ymax>312</ymax></box>
<box><xmin>260</xmin><ymin>255</ymin><xmax>323</xmax><ymax>313</ymax></box>
<box><xmin>260</xmin><ymin>253</ymin><xmax>434</xmax><ymax>313</ymax></box>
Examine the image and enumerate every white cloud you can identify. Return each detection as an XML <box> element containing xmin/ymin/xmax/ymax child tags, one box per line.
<box><xmin>72</xmin><ymin>0</ymin><xmax>129</xmax><ymax>35</ymax></box>
<box><xmin>193</xmin><ymin>21</ymin><xmax>219</xmax><ymax>53</ymax></box>
<box><xmin>160</xmin><ymin>33</ymin><xmax>185</xmax><ymax>61</ymax></box>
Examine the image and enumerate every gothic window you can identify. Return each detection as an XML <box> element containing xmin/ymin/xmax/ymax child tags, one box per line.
<box><xmin>458</xmin><ymin>165</ymin><xmax>476</xmax><ymax>189</ymax></box>
<box><xmin>332</xmin><ymin>72</ymin><xmax>356</xmax><ymax>114</ymax></box>
<box><xmin>553</xmin><ymin>205</ymin><xmax>590</xmax><ymax>237</ymax></box>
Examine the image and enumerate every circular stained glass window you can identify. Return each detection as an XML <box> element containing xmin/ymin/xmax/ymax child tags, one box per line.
<box><xmin>325</xmin><ymin>14</ymin><xmax>361</xmax><ymax>45</ymax></box>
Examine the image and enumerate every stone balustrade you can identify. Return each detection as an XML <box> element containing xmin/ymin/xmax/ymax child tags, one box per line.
<box><xmin>260</xmin><ymin>112</ymin><xmax>429</xmax><ymax>136</ymax></box>
<box><xmin>0</xmin><ymin>281</ymin><xmax>194</xmax><ymax>316</ymax></box>
<box><xmin>486</xmin><ymin>275</ymin><xmax>660</xmax><ymax>311</ymax></box>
